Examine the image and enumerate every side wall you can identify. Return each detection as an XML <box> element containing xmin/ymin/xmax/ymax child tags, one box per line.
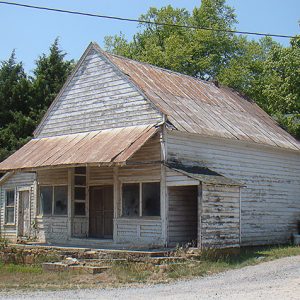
<box><xmin>200</xmin><ymin>183</ymin><xmax>240</xmax><ymax>248</ymax></box>
<box><xmin>0</xmin><ymin>172</ymin><xmax>36</xmax><ymax>241</ymax></box>
<box><xmin>167</xmin><ymin>131</ymin><xmax>300</xmax><ymax>246</ymax></box>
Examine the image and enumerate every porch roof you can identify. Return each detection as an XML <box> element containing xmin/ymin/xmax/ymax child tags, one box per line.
<box><xmin>0</xmin><ymin>125</ymin><xmax>158</xmax><ymax>172</ymax></box>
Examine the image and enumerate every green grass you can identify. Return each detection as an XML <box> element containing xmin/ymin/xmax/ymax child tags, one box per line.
<box><xmin>0</xmin><ymin>244</ymin><xmax>299</xmax><ymax>290</ymax></box>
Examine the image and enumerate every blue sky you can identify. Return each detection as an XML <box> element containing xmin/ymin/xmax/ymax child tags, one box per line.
<box><xmin>0</xmin><ymin>0</ymin><xmax>299</xmax><ymax>73</ymax></box>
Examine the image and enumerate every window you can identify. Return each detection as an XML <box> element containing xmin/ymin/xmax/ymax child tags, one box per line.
<box><xmin>39</xmin><ymin>186</ymin><xmax>68</xmax><ymax>216</ymax></box>
<box><xmin>74</xmin><ymin>167</ymin><xmax>86</xmax><ymax>216</ymax></box>
<box><xmin>5</xmin><ymin>190</ymin><xmax>15</xmax><ymax>224</ymax></box>
<box><xmin>122</xmin><ymin>182</ymin><xmax>160</xmax><ymax>217</ymax></box>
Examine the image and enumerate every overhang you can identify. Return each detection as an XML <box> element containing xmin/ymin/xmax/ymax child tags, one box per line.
<box><xmin>0</xmin><ymin>125</ymin><xmax>159</xmax><ymax>172</ymax></box>
<box><xmin>166</xmin><ymin>161</ymin><xmax>243</xmax><ymax>186</ymax></box>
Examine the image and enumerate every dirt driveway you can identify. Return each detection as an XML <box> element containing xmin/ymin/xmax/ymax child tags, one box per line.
<box><xmin>1</xmin><ymin>255</ymin><xmax>300</xmax><ymax>299</ymax></box>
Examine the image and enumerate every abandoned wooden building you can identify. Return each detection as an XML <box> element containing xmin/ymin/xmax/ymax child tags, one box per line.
<box><xmin>0</xmin><ymin>42</ymin><xmax>299</xmax><ymax>249</ymax></box>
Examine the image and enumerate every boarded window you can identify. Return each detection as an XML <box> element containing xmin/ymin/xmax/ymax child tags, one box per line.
<box><xmin>5</xmin><ymin>190</ymin><xmax>15</xmax><ymax>223</ymax></box>
<box><xmin>54</xmin><ymin>186</ymin><xmax>68</xmax><ymax>215</ymax></box>
<box><xmin>40</xmin><ymin>186</ymin><xmax>68</xmax><ymax>216</ymax></box>
<box><xmin>142</xmin><ymin>182</ymin><xmax>160</xmax><ymax>216</ymax></box>
<box><xmin>122</xmin><ymin>183</ymin><xmax>139</xmax><ymax>217</ymax></box>
<box><xmin>122</xmin><ymin>182</ymin><xmax>160</xmax><ymax>217</ymax></box>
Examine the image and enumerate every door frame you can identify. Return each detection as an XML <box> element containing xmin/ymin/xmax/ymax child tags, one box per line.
<box><xmin>17</xmin><ymin>187</ymin><xmax>31</xmax><ymax>237</ymax></box>
<box><xmin>88</xmin><ymin>185</ymin><xmax>114</xmax><ymax>239</ymax></box>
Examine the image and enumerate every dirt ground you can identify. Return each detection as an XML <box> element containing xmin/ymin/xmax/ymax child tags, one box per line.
<box><xmin>1</xmin><ymin>255</ymin><xmax>299</xmax><ymax>299</ymax></box>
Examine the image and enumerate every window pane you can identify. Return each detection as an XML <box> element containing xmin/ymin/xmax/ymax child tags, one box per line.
<box><xmin>75</xmin><ymin>167</ymin><xmax>86</xmax><ymax>175</ymax></box>
<box><xmin>122</xmin><ymin>183</ymin><xmax>139</xmax><ymax>217</ymax></box>
<box><xmin>74</xmin><ymin>202</ymin><xmax>86</xmax><ymax>216</ymax></box>
<box><xmin>54</xmin><ymin>186</ymin><xmax>68</xmax><ymax>215</ymax></box>
<box><xmin>75</xmin><ymin>175</ymin><xmax>86</xmax><ymax>186</ymax></box>
<box><xmin>6</xmin><ymin>207</ymin><xmax>14</xmax><ymax>223</ymax></box>
<box><xmin>40</xmin><ymin>186</ymin><xmax>52</xmax><ymax>215</ymax></box>
<box><xmin>6</xmin><ymin>190</ymin><xmax>15</xmax><ymax>206</ymax></box>
<box><xmin>74</xmin><ymin>187</ymin><xmax>86</xmax><ymax>200</ymax></box>
<box><xmin>142</xmin><ymin>182</ymin><xmax>160</xmax><ymax>216</ymax></box>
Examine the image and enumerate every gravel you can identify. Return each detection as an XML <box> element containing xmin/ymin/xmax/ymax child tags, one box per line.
<box><xmin>1</xmin><ymin>255</ymin><xmax>300</xmax><ymax>300</ymax></box>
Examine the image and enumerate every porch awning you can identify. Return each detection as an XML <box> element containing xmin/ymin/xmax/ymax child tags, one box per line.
<box><xmin>0</xmin><ymin>125</ymin><xmax>159</xmax><ymax>171</ymax></box>
<box><xmin>166</xmin><ymin>161</ymin><xmax>243</xmax><ymax>186</ymax></box>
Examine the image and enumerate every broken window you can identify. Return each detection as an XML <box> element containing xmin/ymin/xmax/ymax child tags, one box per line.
<box><xmin>122</xmin><ymin>182</ymin><xmax>160</xmax><ymax>217</ymax></box>
<box><xmin>142</xmin><ymin>182</ymin><xmax>160</xmax><ymax>216</ymax></box>
<box><xmin>39</xmin><ymin>186</ymin><xmax>68</xmax><ymax>216</ymax></box>
<box><xmin>5</xmin><ymin>190</ymin><xmax>15</xmax><ymax>224</ymax></box>
<box><xmin>122</xmin><ymin>183</ymin><xmax>140</xmax><ymax>217</ymax></box>
<box><xmin>54</xmin><ymin>186</ymin><xmax>68</xmax><ymax>215</ymax></box>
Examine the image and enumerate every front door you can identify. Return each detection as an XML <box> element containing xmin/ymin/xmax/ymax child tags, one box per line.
<box><xmin>18</xmin><ymin>190</ymin><xmax>30</xmax><ymax>237</ymax></box>
<box><xmin>89</xmin><ymin>186</ymin><xmax>113</xmax><ymax>239</ymax></box>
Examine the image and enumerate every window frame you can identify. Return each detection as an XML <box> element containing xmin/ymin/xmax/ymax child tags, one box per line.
<box><xmin>74</xmin><ymin>167</ymin><xmax>87</xmax><ymax>217</ymax></box>
<box><xmin>121</xmin><ymin>181</ymin><xmax>161</xmax><ymax>218</ymax></box>
<box><xmin>4</xmin><ymin>189</ymin><xmax>16</xmax><ymax>225</ymax></box>
<box><xmin>38</xmin><ymin>184</ymin><xmax>68</xmax><ymax>217</ymax></box>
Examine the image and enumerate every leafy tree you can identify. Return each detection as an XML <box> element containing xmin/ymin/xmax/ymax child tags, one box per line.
<box><xmin>105</xmin><ymin>0</ymin><xmax>239</xmax><ymax>79</ymax></box>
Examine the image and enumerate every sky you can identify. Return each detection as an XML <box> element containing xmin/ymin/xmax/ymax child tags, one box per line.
<box><xmin>0</xmin><ymin>0</ymin><xmax>299</xmax><ymax>73</ymax></box>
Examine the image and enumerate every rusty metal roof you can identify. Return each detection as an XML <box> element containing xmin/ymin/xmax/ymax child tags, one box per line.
<box><xmin>0</xmin><ymin>125</ymin><xmax>158</xmax><ymax>171</ymax></box>
<box><xmin>102</xmin><ymin>49</ymin><xmax>300</xmax><ymax>151</ymax></box>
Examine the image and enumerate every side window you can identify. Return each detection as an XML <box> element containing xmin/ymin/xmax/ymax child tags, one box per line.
<box><xmin>122</xmin><ymin>182</ymin><xmax>160</xmax><ymax>217</ymax></box>
<box><xmin>39</xmin><ymin>186</ymin><xmax>68</xmax><ymax>216</ymax></box>
<box><xmin>5</xmin><ymin>190</ymin><xmax>15</xmax><ymax>224</ymax></box>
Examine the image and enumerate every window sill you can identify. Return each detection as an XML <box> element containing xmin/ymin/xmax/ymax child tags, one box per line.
<box><xmin>4</xmin><ymin>223</ymin><xmax>16</xmax><ymax>226</ymax></box>
<box><xmin>118</xmin><ymin>216</ymin><xmax>161</xmax><ymax>221</ymax></box>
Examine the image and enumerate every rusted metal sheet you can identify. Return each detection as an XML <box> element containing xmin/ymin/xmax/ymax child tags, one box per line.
<box><xmin>0</xmin><ymin>125</ymin><xmax>158</xmax><ymax>171</ymax></box>
<box><xmin>105</xmin><ymin>51</ymin><xmax>300</xmax><ymax>151</ymax></box>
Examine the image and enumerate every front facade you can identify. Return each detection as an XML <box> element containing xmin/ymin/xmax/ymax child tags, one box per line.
<box><xmin>0</xmin><ymin>43</ymin><xmax>299</xmax><ymax>249</ymax></box>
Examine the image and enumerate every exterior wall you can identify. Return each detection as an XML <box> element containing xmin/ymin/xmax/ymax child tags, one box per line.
<box><xmin>36</xmin><ymin>47</ymin><xmax>162</xmax><ymax>138</ymax></box>
<box><xmin>166</xmin><ymin>130</ymin><xmax>300</xmax><ymax>246</ymax></box>
<box><xmin>0</xmin><ymin>172</ymin><xmax>36</xmax><ymax>242</ymax></box>
<box><xmin>200</xmin><ymin>183</ymin><xmax>240</xmax><ymax>248</ymax></box>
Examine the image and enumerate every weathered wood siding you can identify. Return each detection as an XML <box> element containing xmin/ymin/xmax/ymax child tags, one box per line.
<box><xmin>36</xmin><ymin>47</ymin><xmax>162</xmax><ymax>138</ymax></box>
<box><xmin>37</xmin><ymin>169</ymin><xmax>68</xmax><ymax>185</ymax></box>
<box><xmin>115</xmin><ymin>218</ymin><xmax>163</xmax><ymax>246</ymax></box>
<box><xmin>0</xmin><ymin>172</ymin><xmax>36</xmax><ymax>241</ymax></box>
<box><xmin>200</xmin><ymin>183</ymin><xmax>240</xmax><ymax>248</ymax></box>
<box><xmin>167</xmin><ymin>131</ymin><xmax>300</xmax><ymax>246</ymax></box>
<box><xmin>168</xmin><ymin>185</ymin><xmax>198</xmax><ymax>246</ymax></box>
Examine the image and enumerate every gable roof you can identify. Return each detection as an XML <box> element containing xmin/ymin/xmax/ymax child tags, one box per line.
<box><xmin>95</xmin><ymin>45</ymin><xmax>299</xmax><ymax>152</ymax></box>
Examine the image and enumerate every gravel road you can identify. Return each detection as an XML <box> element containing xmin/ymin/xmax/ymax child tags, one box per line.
<box><xmin>1</xmin><ymin>255</ymin><xmax>300</xmax><ymax>300</ymax></box>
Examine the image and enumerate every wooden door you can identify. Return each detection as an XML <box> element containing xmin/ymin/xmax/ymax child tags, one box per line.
<box><xmin>18</xmin><ymin>190</ymin><xmax>30</xmax><ymax>237</ymax></box>
<box><xmin>89</xmin><ymin>186</ymin><xmax>113</xmax><ymax>239</ymax></box>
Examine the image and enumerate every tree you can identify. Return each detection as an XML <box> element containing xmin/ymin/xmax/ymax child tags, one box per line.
<box><xmin>105</xmin><ymin>0</ymin><xmax>239</xmax><ymax>79</ymax></box>
<box><xmin>32</xmin><ymin>38</ymin><xmax>74</xmax><ymax>112</ymax></box>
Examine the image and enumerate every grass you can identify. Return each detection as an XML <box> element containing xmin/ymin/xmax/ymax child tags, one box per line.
<box><xmin>0</xmin><ymin>244</ymin><xmax>299</xmax><ymax>291</ymax></box>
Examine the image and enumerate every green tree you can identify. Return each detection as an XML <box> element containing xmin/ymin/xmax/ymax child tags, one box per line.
<box><xmin>32</xmin><ymin>38</ymin><xmax>74</xmax><ymax>113</ymax></box>
<box><xmin>105</xmin><ymin>0</ymin><xmax>239</xmax><ymax>79</ymax></box>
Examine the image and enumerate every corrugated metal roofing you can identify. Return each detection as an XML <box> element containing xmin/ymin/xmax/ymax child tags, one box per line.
<box><xmin>101</xmin><ymin>48</ymin><xmax>300</xmax><ymax>151</ymax></box>
<box><xmin>0</xmin><ymin>125</ymin><xmax>158</xmax><ymax>171</ymax></box>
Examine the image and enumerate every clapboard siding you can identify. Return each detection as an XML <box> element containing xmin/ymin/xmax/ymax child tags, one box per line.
<box><xmin>36</xmin><ymin>216</ymin><xmax>69</xmax><ymax>242</ymax></box>
<box><xmin>89</xmin><ymin>166</ymin><xmax>114</xmax><ymax>185</ymax></box>
<box><xmin>37</xmin><ymin>169</ymin><xmax>68</xmax><ymax>185</ymax></box>
<box><xmin>115</xmin><ymin>218</ymin><xmax>163</xmax><ymax>246</ymax></box>
<box><xmin>36</xmin><ymin>47</ymin><xmax>162</xmax><ymax>138</ymax></box>
<box><xmin>166</xmin><ymin>168</ymin><xmax>199</xmax><ymax>186</ymax></box>
<box><xmin>201</xmin><ymin>184</ymin><xmax>240</xmax><ymax>248</ymax></box>
<box><xmin>167</xmin><ymin>130</ymin><xmax>300</xmax><ymax>246</ymax></box>
<box><xmin>0</xmin><ymin>172</ymin><xmax>36</xmax><ymax>241</ymax></box>
<box><xmin>168</xmin><ymin>186</ymin><xmax>198</xmax><ymax>246</ymax></box>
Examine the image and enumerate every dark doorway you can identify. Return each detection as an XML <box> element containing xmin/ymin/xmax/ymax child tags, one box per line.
<box><xmin>89</xmin><ymin>186</ymin><xmax>113</xmax><ymax>239</ymax></box>
<box><xmin>168</xmin><ymin>185</ymin><xmax>198</xmax><ymax>247</ymax></box>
